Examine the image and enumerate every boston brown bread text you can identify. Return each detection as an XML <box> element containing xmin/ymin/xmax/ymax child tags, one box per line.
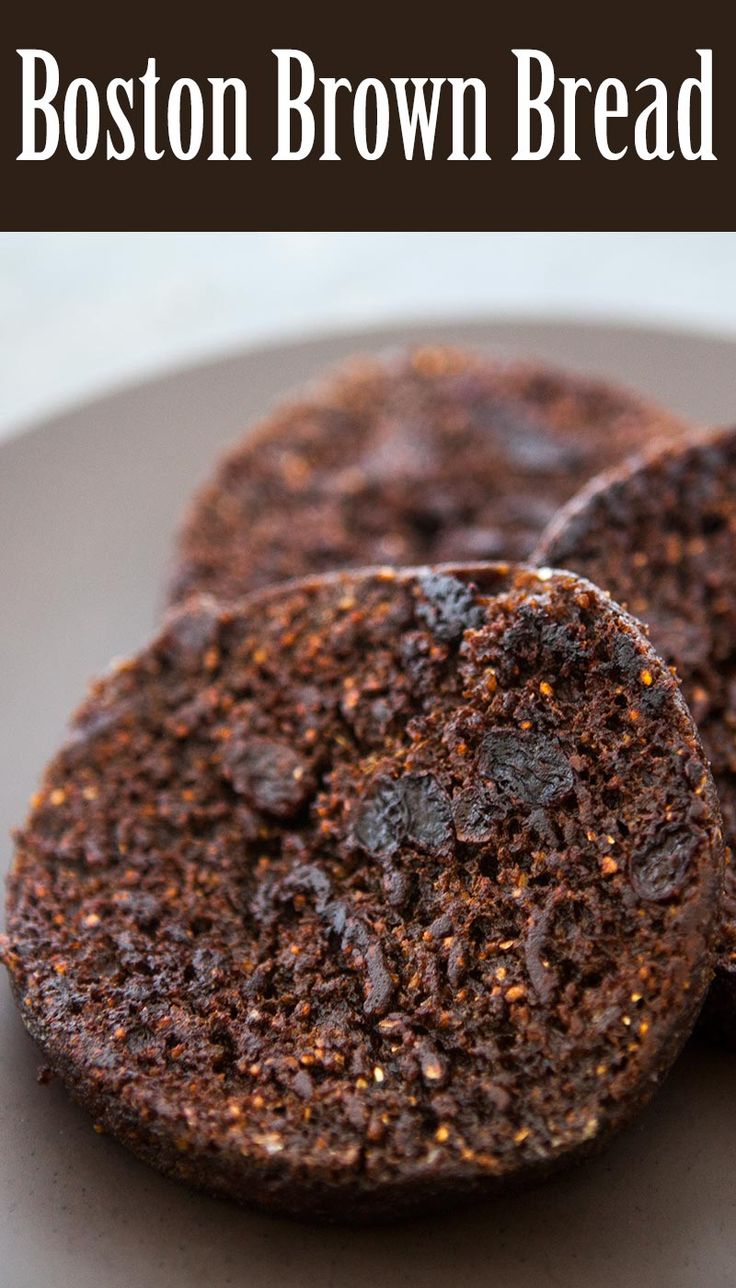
<box><xmin>16</xmin><ymin>48</ymin><xmax>715</xmax><ymax>163</ymax></box>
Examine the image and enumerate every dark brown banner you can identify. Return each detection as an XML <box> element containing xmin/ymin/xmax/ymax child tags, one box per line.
<box><xmin>0</xmin><ymin>0</ymin><xmax>731</xmax><ymax>230</ymax></box>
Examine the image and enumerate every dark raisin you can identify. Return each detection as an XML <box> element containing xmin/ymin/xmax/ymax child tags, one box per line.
<box><xmin>447</xmin><ymin>938</ymin><xmax>468</xmax><ymax>988</ymax></box>
<box><xmin>452</xmin><ymin>785</ymin><xmax>498</xmax><ymax>843</ymax></box>
<box><xmin>427</xmin><ymin>912</ymin><xmax>453</xmax><ymax>939</ymax></box>
<box><xmin>222</xmin><ymin>737</ymin><xmax>312</xmax><ymax>818</ymax></box>
<box><xmin>416</xmin><ymin>573</ymin><xmax>484</xmax><ymax>643</ymax></box>
<box><xmin>630</xmin><ymin>832</ymin><xmax>696</xmax><ymax>902</ymax></box>
<box><xmin>401</xmin><ymin>774</ymin><xmax>455</xmax><ymax>857</ymax></box>
<box><xmin>353</xmin><ymin>776</ymin><xmax>408</xmax><ymax>858</ymax></box>
<box><xmin>363</xmin><ymin>942</ymin><xmax>396</xmax><ymax>1016</ymax></box>
<box><xmin>610</xmin><ymin>634</ymin><xmax>641</xmax><ymax>681</ymax></box>
<box><xmin>478</xmin><ymin>729</ymin><xmax>574</xmax><ymax>807</ymax></box>
<box><xmin>382</xmin><ymin>864</ymin><xmax>412</xmax><ymax>909</ymax></box>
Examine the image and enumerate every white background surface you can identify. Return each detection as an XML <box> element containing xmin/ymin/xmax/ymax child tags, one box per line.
<box><xmin>1</xmin><ymin>231</ymin><xmax>735</xmax><ymax>441</ymax></box>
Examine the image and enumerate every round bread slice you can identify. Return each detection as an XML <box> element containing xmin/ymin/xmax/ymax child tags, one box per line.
<box><xmin>168</xmin><ymin>348</ymin><xmax>688</xmax><ymax>604</ymax></box>
<box><xmin>3</xmin><ymin>566</ymin><xmax>722</xmax><ymax>1221</ymax></box>
<box><xmin>534</xmin><ymin>427</ymin><xmax>736</xmax><ymax>1043</ymax></box>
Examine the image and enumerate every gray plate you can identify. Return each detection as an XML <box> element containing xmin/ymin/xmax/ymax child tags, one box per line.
<box><xmin>2</xmin><ymin>320</ymin><xmax>736</xmax><ymax>1288</ymax></box>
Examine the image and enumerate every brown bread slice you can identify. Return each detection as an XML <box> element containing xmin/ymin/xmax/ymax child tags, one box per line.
<box><xmin>4</xmin><ymin>565</ymin><xmax>722</xmax><ymax>1219</ymax></box>
<box><xmin>169</xmin><ymin>348</ymin><xmax>688</xmax><ymax>604</ymax></box>
<box><xmin>535</xmin><ymin>426</ymin><xmax>736</xmax><ymax>1043</ymax></box>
